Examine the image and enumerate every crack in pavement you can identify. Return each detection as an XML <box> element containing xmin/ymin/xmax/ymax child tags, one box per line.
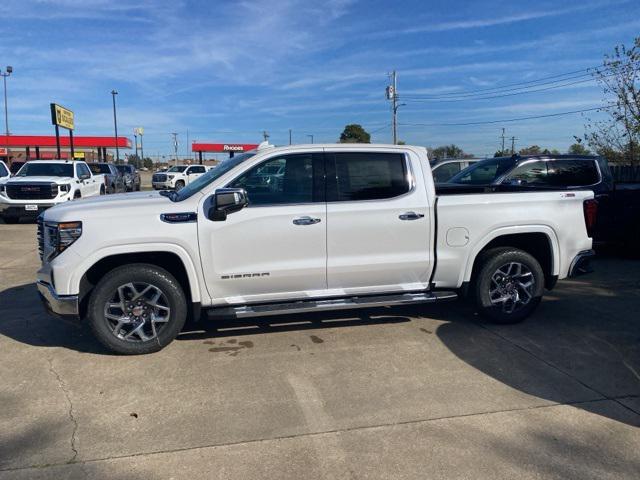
<box><xmin>47</xmin><ymin>358</ymin><xmax>79</xmax><ymax>463</ymax></box>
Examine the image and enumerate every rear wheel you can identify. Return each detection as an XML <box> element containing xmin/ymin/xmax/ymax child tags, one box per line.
<box><xmin>473</xmin><ymin>247</ymin><xmax>544</xmax><ymax>324</ymax></box>
<box><xmin>100</xmin><ymin>185</ymin><xmax>106</xmax><ymax>195</ymax></box>
<box><xmin>87</xmin><ymin>264</ymin><xmax>187</xmax><ymax>354</ymax></box>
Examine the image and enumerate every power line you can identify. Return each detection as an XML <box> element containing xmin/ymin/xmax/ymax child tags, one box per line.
<box><xmin>399</xmin><ymin>104</ymin><xmax>613</xmax><ymax>127</ymax></box>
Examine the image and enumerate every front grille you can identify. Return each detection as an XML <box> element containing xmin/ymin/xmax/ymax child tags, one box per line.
<box><xmin>37</xmin><ymin>216</ymin><xmax>44</xmax><ymax>261</ymax></box>
<box><xmin>153</xmin><ymin>174</ymin><xmax>167</xmax><ymax>182</ymax></box>
<box><xmin>6</xmin><ymin>183</ymin><xmax>58</xmax><ymax>200</ymax></box>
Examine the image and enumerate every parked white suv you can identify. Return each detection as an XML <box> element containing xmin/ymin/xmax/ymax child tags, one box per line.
<box><xmin>0</xmin><ymin>160</ymin><xmax>9</xmax><ymax>183</ymax></box>
<box><xmin>152</xmin><ymin>164</ymin><xmax>208</xmax><ymax>191</ymax></box>
<box><xmin>0</xmin><ymin>160</ymin><xmax>105</xmax><ymax>223</ymax></box>
<box><xmin>36</xmin><ymin>144</ymin><xmax>595</xmax><ymax>354</ymax></box>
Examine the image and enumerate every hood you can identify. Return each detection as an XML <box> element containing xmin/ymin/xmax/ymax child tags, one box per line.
<box><xmin>44</xmin><ymin>191</ymin><xmax>175</xmax><ymax>222</ymax></box>
<box><xmin>6</xmin><ymin>176</ymin><xmax>75</xmax><ymax>184</ymax></box>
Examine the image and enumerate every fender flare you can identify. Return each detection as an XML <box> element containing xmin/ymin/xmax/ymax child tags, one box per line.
<box><xmin>70</xmin><ymin>243</ymin><xmax>202</xmax><ymax>303</ymax></box>
<box><xmin>462</xmin><ymin>225</ymin><xmax>560</xmax><ymax>284</ymax></box>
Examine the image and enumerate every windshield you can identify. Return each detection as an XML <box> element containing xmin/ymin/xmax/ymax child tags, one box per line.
<box><xmin>0</xmin><ymin>163</ymin><xmax>7</xmax><ymax>177</ymax></box>
<box><xmin>168</xmin><ymin>166</ymin><xmax>188</xmax><ymax>173</ymax></box>
<box><xmin>170</xmin><ymin>151</ymin><xmax>257</xmax><ymax>202</ymax></box>
<box><xmin>89</xmin><ymin>164</ymin><xmax>111</xmax><ymax>174</ymax></box>
<box><xmin>16</xmin><ymin>163</ymin><xmax>74</xmax><ymax>177</ymax></box>
<box><xmin>447</xmin><ymin>157</ymin><xmax>516</xmax><ymax>185</ymax></box>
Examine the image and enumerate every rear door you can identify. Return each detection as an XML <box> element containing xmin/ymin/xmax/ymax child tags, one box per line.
<box><xmin>76</xmin><ymin>162</ymin><xmax>99</xmax><ymax>196</ymax></box>
<box><xmin>186</xmin><ymin>165</ymin><xmax>207</xmax><ymax>184</ymax></box>
<box><xmin>325</xmin><ymin>149</ymin><xmax>432</xmax><ymax>294</ymax></box>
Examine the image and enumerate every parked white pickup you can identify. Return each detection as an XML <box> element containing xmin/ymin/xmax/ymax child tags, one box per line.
<box><xmin>36</xmin><ymin>144</ymin><xmax>595</xmax><ymax>354</ymax></box>
<box><xmin>151</xmin><ymin>164</ymin><xmax>208</xmax><ymax>191</ymax></box>
<box><xmin>0</xmin><ymin>160</ymin><xmax>105</xmax><ymax>223</ymax></box>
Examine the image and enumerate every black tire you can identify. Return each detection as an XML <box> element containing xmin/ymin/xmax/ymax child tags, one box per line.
<box><xmin>100</xmin><ymin>185</ymin><xmax>106</xmax><ymax>195</ymax></box>
<box><xmin>174</xmin><ymin>180</ymin><xmax>185</xmax><ymax>192</ymax></box>
<box><xmin>2</xmin><ymin>216</ymin><xmax>19</xmax><ymax>224</ymax></box>
<box><xmin>135</xmin><ymin>183</ymin><xmax>141</xmax><ymax>191</ymax></box>
<box><xmin>74</xmin><ymin>191</ymin><xmax>81</xmax><ymax>199</ymax></box>
<box><xmin>473</xmin><ymin>247</ymin><xmax>544</xmax><ymax>324</ymax></box>
<box><xmin>87</xmin><ymin>264</ymin><xmax>188</xmax><ymax>355</ymax></box>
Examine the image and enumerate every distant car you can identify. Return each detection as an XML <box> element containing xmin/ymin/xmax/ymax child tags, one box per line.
<box><xmin>89</xmin><ymin>163</ymin><xmax>126</xmax><ymax>194</ymax></box>
<box><xmin>152</xmin><ymin>164</ymin><xmax>208</xmax><ymax>191</ymax></box>
<box><xmin>0</xmin><ymin>160</ymin><xmax>9</xmax><ymax>183</ymax></box>
<box><xmin>116</xmin><ymin>164</ymin><xmax>141</xmax><ymax>191</ymax></box>
<box><xmin>431</xmin><ymin>158</ymin><xmax>480</xmax><ymax>183</ymax></box>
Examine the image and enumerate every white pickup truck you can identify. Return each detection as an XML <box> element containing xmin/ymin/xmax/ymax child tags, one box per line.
<box><xmin>0</xmin><ymin>160</ymin><xmax>106</xmax><ymax>223</ymax></box>
<box><xmin>35</xmin><ymin>144</ymin><xmax>596</xmax><ymax>354</ymax></box>
<box><xmin>152</xmin><ymin>164</ymin><xmax>208</xmax><ymax>191</ymax></box>
<box><xmin>0</xmin><ymin>160</ymin><xmax>9</xmax><ymax>183</ymax></box>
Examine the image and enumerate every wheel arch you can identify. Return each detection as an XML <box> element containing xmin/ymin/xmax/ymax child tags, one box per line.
<box><xmin>75</xmin><ymin>246</ymin><xmax>202</xmax><ymax>317</ymax></box>
<box><xmin>463</xmin><ymin>226</ymin><xmax>559</xmax><ymax>290</ymax></box>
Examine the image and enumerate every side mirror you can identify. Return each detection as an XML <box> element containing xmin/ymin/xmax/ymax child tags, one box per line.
<box><xmin>208</xmin><ymin>188</ymin><xmax>248</xmax><ymax>221</ymax></box>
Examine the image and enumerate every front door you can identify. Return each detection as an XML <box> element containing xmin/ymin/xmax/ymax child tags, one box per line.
<box><xmin>198</xmin><ymin>152</ymin><xmax>327</xmax><ymax>304</ymax></box>
<box><xmin>325</xmin><ymin>150</ymin><xmax>432</xmax><ymax>294</ymax></box>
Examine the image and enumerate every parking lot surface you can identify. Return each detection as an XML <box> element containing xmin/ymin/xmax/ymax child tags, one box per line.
<box><xmin>0</xmin><ymin>221</ymin><xmax>639</xmax><ymax>479</ymax></box>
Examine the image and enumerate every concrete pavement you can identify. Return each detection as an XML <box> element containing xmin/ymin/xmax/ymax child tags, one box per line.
<box><xmin>0</xmin><ymin>221</ymin><xmax>638</xmax><ymax>479</ymax></box>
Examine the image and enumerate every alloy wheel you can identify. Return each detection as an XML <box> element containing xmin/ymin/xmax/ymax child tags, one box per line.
<box><xmin>489</xmin><ymin>262</ymin><xmax>535</xmax><ymax>314</ymax></box>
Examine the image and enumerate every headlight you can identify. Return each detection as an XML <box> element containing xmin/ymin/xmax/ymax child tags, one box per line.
<box><xmin>167</xmin><ymin>175</ymin><xmax>174</xmax><ymax>179</ymax></box>
<box><xmin>59</xmin><ymin>184</ymin><xmax>71</xmax><ymax>193</ymax></box>
<box><xmin>46</xmin><ymin>221</ymin><xmax>82</xmax><ymax>260</ymax></box>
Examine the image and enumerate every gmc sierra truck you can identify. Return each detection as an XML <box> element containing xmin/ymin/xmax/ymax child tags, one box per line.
<box><xmin>152</xmin><ymin>164</ymin><xmax>208</xmax><ymax>191</ymax></box>
<box><xmin>36</xmin><ymin>144</ymin><xmax>596</xmax><ymax>354</ymax></box>
<box><xmin>0</xmin><ymin>160</ymin><xmax>105</xmax><ymax>223</ymax></box>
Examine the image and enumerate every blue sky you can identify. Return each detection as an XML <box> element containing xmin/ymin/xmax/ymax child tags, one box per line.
<box><xmin>1</xmin><ymin>0</ymin><xmax>639</xmax><ymax>158</ymax></box>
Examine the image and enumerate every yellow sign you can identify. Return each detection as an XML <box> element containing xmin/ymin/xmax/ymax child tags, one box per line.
<box><xmin>50</xmin><ymin>103</ymin><xmax>74</xmax><ymax>130</ymax></box>
<box><xmin>73</xmin><ymin>151</ymin><xmax>85</xmax><ymax>159</ymax></box>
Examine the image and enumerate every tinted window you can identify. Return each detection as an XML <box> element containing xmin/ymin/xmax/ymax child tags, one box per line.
<box><xmin>116</xmin><ymin>165</ymin><xmax>134</xmax><ymax>174</ymax></box>
<box><xmin>329</xmin><ymin>152</ymin><xmax>409</xmax><ymax>201</ymax></box>
<box><xmin>16</xmin><ymin>163</ymin><xmax>74</xmax><ymax>177</ymax></box>
<box><xmin>230</xmin><ymin>154</ymin><xmax>316</xmax><ymax>205</ymax></box>
<box><xmin>77</xmin><ymin>163</ymin><xmax>91</xmax><ymax>178</ymax></box>
<box><xmin>502</xmin><ymin>161</ymin><xmax>550</xmax><ymax>186</ymax></box>
<box><xmin>168</xmin><ymin>166</ymin><xmax>187</xmax><ymax>173</ymax></box>
<box><xmin>89</xmin><ymin>164</ymin><xmax>111</xmax><ymax>174</ymax></box>
<box><xmin>432</xmin><ymin>162</ymin><xmax>462</xmax><ymax>183</ymax></box>
<box><xmin>0</xmin><ymin>163</ymin><xmax>7</xmax><ymax>177</ymax></box>
<box><xmin>189</xmin><ymin>166</ymin><xmax>206</xmax><ymax>174</ymax></box>
<box><xmin>548</xmin><ymin>160</ymin><xmax>599</xmax><ymax>186</ymax></box>
<box><xmin>449</xmin><ymin>157</ymin><xmax>516</xmax><ymax>185</ymax></box>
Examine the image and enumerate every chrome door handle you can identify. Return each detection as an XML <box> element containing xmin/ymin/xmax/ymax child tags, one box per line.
<box><xmin>399</xmin><ymin>211</ymin><xmax>424</xmax><ymax>221</ymax></box>
<box><xmin>293</xmin><ymin>216</ymin><xmax>321</xmax><ymax>225</ymax></box>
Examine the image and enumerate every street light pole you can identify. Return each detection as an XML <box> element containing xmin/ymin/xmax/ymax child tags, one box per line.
<box><xmin>1</xmin><ymin>66</ymin><xmax>11</xmax><ymax>137</ymax></box>
<box><xmin>111</xmin><ymin>90</ymin><xmax>119</xmax><ymax>162</ymax></box>
<box><xmin>307</xmin><ymin>134</ymin><xmax>314</xmax><ymax>144</ymax></box>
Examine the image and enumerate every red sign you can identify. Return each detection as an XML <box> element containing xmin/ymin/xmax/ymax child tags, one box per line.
<box><xmin>0</xmin><ymin>135</ymin><xmax>131</xmax><ymax>148</ymax></box>
<box><xmin>0</xmin><ymin>147</ymin><xmax>7</xmax><ymax>156</ymax></box>
<box><xmin>192</xmin><ymin>143</ymin><xmax>259</xmax><ymax>153</ymax></box>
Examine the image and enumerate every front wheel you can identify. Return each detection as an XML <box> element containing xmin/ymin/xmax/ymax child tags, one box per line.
<box><xmin>87</xmin><ymin>264</ymin><xmax>188</xmax><ymax>354</ymax></box>
<box><xmin>473</xmin><ymin>247</ymin><xmax>544</xmax><ymax>324</ymax></box>
<box><xmin>174</xmin><ymin>180</ymin><xmax>185</xmax><ymax>192</ymax></box>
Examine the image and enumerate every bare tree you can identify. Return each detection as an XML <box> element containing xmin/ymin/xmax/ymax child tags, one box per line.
<box><xmin>585</xmin><ymin>37</ymin><xmax>640</xmax><ymax>165</ymax></box>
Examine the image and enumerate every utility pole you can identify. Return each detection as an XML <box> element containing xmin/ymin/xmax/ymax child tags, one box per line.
<box><xmin>171</xmin><ymin>132</ymin><xmax>179</xmax><ymax>166</ymax></box>
<box><xmin>262</xmin><ymin>130</ymin><xmax>269</xmax><ymax>142</ymax></box>
<box><xmin>1</xmin><ymin>66</ymin><xmax>12</xmax><ymax>161</ymax></box>
<box><xmin>289</xmin><ymin>129</ymin><xmax>292</xmax><ymax>145</ymax></box>
<box><xmin>111</xmin><ymin>90</ymin><xmax>120</xmax><ymax>162</ymax></box>
<box><xmin>307</xmin><ymin>134</ymin><xmax>314</xmax><ymax>144</ymax></box>
<box><xmin>510</xmin><ymin>136</ymin><xmax>517</xmax><ymax>155</ymax></box>
<box><xmin>386</xmin><ymin>70</ymin><xmax>405</xmax><ymax>145</ymax></box>
<box><xmin>501</xmin><ymin>128</ymin><xmax>506</xmax><ymax>154</ymax></box>
<box><xmin>133</xmin><ymin>130</ymin><xmax>138</xmax><ymax>160</ymax></box>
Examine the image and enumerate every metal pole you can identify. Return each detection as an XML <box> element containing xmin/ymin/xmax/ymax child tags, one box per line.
<box><xmin>111</xmin><ymin>90</ymin><xmax>119</xmax><ymax>162</ymax></box>
<box><xmin>55</xmin><ymin>125</ymin><xmax>61</xmax><ymax>158</ymax></box>
<box><xmin>307</xmin><ymin>134</ymin><xmax>313</xmax><ymax>144</ymax></box>
<box><xmin>140</xmin><ymin>133</ymin><xmax>144</xmax><ymax>164</ymax></box>
<box><xmin>501</xmin><ymin>128</ymin><xmax>505</xmax><ymax>153</ymax></box>
<box><xmin>171</xmin><ymin>133</ymin><xmax>178</xmax><ymax>166</ymax></box>
<box><xmin>392</xmin><ymin>70</ymin><xmax>397</xmax><ymax>145</ymax></box>
<box><xmin>69</xmin><ymin>129</ymin><xmax>74</xmax><ymax>159</ymax></box>
<box><xmin>289</xmin><ymin>129</ymin><xmax>292</xmax><ymax>145</ymax></box>
<box><xmin>2</xmin><ymin>74</ymin><xmax>8</xmax><ymax>136</ymax></box>
<box><xmin>134</xmin><ymin>133</ymin><xmax>138</xmax><ymax>160</ymax></box>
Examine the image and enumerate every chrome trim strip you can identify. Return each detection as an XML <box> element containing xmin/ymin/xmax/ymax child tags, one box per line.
<box><xmin>37</xmin><ymin>280</ymin><xmax>79</xmax><ymax>317</ymax></box>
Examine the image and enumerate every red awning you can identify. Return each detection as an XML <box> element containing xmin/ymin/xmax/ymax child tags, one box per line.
<box><xmin>0</xmin><ymin>135</ymin><xmax>131</xmax><ymax>148</ymax></box>
<box><xmin>192</xmin><ymin>143</ymin><xmax>259</xmax><ymax>153</ymax></box>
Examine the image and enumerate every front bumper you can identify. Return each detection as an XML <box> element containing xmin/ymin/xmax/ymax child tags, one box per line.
<box><xmin>152</xmin><ymin>182</ymin><xmax>173</xmax><ymax>190</ymax></box>
<box><xmin>568</xmin><ymin>249</ymin><xmax>595</xmax><ymax>277</ymax></box>
<box><xmin>37</xmin><ymin>280</ymin><xmax>80</xmax><ymax>319</ymax></box>
<box><xmin>0</xmin><ymin>202</ymin><xmax>56</xmax><ymax>218</ymax></box>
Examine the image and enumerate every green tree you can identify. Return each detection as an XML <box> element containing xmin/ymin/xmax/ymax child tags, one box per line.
<box><xmin>143</xmin><ymin>157</ymin><xmax>154</xmax><ymax>169</ymax></box>
<box><xmin>339</xmin><ymin>124</ymin><xmax>371</xmax><ymax>143</ymax></box>
<box><xmin>430</xmin><ymin>144</ymin><xmax>471</xmax><ymax>160</ymax></box>
<box><xmin>568</xmin><ymin>143</ymin><xmax>591</xmax><ymax>155</ymax></box>
<box><xmin>518</xmin><ymin>145</ymin><xmax>543</xmax><ymax>155</ymax></box>
<box><xmin>585</xmin><ymin>37</ymin><xmax>640</xmax><ymax>164</ymax></box>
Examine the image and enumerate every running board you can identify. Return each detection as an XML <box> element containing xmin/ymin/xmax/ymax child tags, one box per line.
<box><xmin>206</xmin><ymin>291</ymin><xmax>458</xmax><ymax>319</ymax></box>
